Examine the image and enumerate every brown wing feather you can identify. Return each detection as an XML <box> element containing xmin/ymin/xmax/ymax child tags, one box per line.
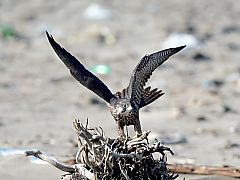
<box><xmin>119</xmin><ymin>86</ymin><xmax>164</xmax><ymax>108</ymax></box>
<box><xmin>46</xmin><ymin>31</ymin><xmax>116</xmax><ymax>103</ymax></box>
<box><xmin>139</xmin><ymin>86</ymin><xmax>164</xmax><ymax>108</ymax></box>
<box><xmin>128</xmin><ymin>46</ymin><xmax>186</xmax><ymax>105</ymax></box>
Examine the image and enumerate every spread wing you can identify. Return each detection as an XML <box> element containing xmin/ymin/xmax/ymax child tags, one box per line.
<box><xmin>46</xmin><ymin>31</ymin><xmax>116</xmax><ymax>103</ymax></box>
<box><xmin>128</xmin><ymin>46</ymin><xmax>186</xmax><ymax>105</ymax></box>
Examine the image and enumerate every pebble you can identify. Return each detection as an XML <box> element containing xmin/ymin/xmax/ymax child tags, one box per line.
<box><xmin>84</xmin><ymin>3</ymin><xmax>112</xmax><ymax>20</ymax></box>
<box><xmin>192</xmin><ymin>52</ymin><xmax>210</xmax><ymax>61</ymax></box>
<box><xmin>228</xmin><ymin>43</ymin><xmax>240</xmax><ymax>51</ymax></box>
<box><xmin>229</xmin><ymin>122</ymin><xmax>240</xmax><ymax>134</ymax></box>
<box><xmin>211</xmin><ymin>80</ymin><xmax>224</xmax><ymax>87</ymax></box>
<box><xmin>171</xmin><ymin>106</ymin><xmax>186</xmax><ymax>118</ymax></box>
<box><xmin>162</xmin><ymin>33</ymin><xmax>200</xmax><ymax>51</ymax></box>
<box><xmin>97</xmin><ymin>27</ymin><xmax>116</xmax><ymax>45</ymax></box>
<box><xmin>222</xmin><ymin>25</ymin><xmax>240</xmax><ymax>34</ymax></box>
<box><xmin>213</xmin><ymin>104</ymin><xmax>235</xmax><ymax>114</ymax></box>
<box><xmin>196</xmin><ymin>115</ymin><xmax>208</xmax><ymax>121</ymax></box>
<box><xmin>220</xmin><ymin>105</ymin><xmax>233</xmax><ymax>113</ymax></box>
<box><xmin>224</xmin><ymin>141</ymin><xmax>240</xmax><ymax>149</ymax></box>
<box><xmin>201</xmin><ymin>79</ymin><xmax>224</xmax><ymax>93</ymax></box>
<box><xmin>86</xmin><ymin>26</ymin><xmax>116</xmax><ymax>45</ymax></box>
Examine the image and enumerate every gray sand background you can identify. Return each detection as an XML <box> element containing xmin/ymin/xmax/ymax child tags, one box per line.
<box><xmin>0</xmin><ymin>0</ymin><xmax>239</xmax><ymax>179</ymax></box>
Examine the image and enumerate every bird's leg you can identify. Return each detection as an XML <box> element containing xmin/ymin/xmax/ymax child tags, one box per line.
<box><xmin>133</xmin><ymin>122</ymin><xmax>142</xmax><ymax>138</ymax></box>
<box><xmin>116</xmin><ymin>123</ymin><xmax>126</xmax><ymax>140</ymax></box>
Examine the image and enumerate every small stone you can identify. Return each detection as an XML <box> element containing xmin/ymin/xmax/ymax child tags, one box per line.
<box><xmin>162</xmin><ymin>33</ymin><xmax>200</xmax><ymax>50</ymax></box>
<box><xmin>172</xmin><ymin>106</ymin><xmax>186</xmax><ymax>118</ymax></box>
<box><xmin>229</xmin><ymin>122</ymin><xmax>240</xmax><ymax>134</ymax></box>
<box><xmin>201</xmin><ymin>79</ymin><xmax>224</xmax><ymax>94</ymax></box>
<box><xmin>185</xmin><ymin>24</ymin><xmax>196</xmax><ymax>34</ymax></box>
<box><xmin>211</xmin><ymin>80</ymin><xmax>224</xmax><ymax>87</ymax></box>
<box><xmin>196</xmin><ymin>116</ymin><xmax>207</xmax><ymax>121</ymax></box>
<box><xmin>84</xmin><ymin>3</ymin><xmax>112</xmax><ymax>20</ymax></box>
<box><xmin>221</xmin><ymin>105</ymin><xmax>233</xmax><ymax>113</ymax></box>
<box><xmin>96</xmin><ymin>27</ymin><xmax>116</xmax><ymax>45</ymax></box>
<box><xmin>222</xmin><ymin>25</ymin><xmax>240</xmax><ymax>34</ymax></box>
<box><xmin>192</xmin><ymin>52</ymin><xmax>210</xmax><ymax>61</ymax></box>
<box><xmin>228</xmin><ymin>43</ymin><xmax>240</xmax><ymax>51</ymax></box>
<box><xmin>224</xmin><ymin>141</ymin><xmax>240</xmax><ymax>149</ymax></box>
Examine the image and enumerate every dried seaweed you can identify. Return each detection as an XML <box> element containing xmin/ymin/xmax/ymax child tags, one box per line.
<box><xmin>26</xmin><ymin>118</ymin><xmax>177</xmax><ymax>179</ymax></box>
<box><xmin>72</xmin><ymin>118</ymin><xmax>178</xmax><ymax>180</ymax></box>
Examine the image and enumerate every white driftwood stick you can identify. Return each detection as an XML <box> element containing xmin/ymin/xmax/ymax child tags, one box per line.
<box><xmin>25</xmin><ymin>150</ymin><xmax>95</xmax><ymax>180</ymax></box>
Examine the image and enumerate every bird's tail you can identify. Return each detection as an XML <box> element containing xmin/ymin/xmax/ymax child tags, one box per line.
<box><xmin>139</xmin><ymin>86</ymin><xmax>164</xmax><ymax>108</ymax></box>
<box><xmin>117</xmin><ymin>86</ymin><xmax>164</xmax><ymax>108</ymax></box>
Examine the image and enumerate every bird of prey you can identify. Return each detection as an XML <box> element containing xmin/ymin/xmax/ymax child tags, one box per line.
<box><xmin>46</xmin><ymin>31</ymin><xmax>185</xmax><ymax>138</ymax></box>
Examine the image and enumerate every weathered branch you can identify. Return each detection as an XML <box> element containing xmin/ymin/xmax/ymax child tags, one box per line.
<box><xmin>25</xmin><ymin>150</ymin><xmax>75</xmax><ymax>173</ymax></box>
<box><xmin>25</xmin><ymin>150</ymin><xmax>95</xmax><ymax>180</ymax></box>
<box><xmin>70</xmin><ymin>119</ymin><xmax>177</xmax><ymax>179</ymax></box>
<box><xmin>168</xmin><ymin>164</ymin><xmax>240</xmax><ymax>178</ymax></box>
<box><xmin>25</xmin><ymin>119</ymin><xmax>177</xmax><ymax>179</ymax></box>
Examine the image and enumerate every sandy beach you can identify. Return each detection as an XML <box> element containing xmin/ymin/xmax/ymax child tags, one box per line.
<box><xmin>0</xmin><ymin>0</ymin><xmax>239</xmax><ymax>179</ymax></box>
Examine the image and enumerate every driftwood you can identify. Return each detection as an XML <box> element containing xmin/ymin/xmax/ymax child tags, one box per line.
<box><xmin>168</xmin><ymin>164</ymin><xmax>240</xmax><ymax>178</ymax></box>
<box><xmin>26</xmin><ymin>118</ymin><xmax>177</xmax><ymax>180</ymax></box>
<box><xmin>25</xmin><ymin>118</ymin><xmax>240</xmax><ymax>179</ymax></box>
<box><xmin>25</xmin><ymin>150</ymin><xmax>240</xmax><ymax>179</ymax></box>
<box><xmin>26</xmin><ymin>150</ymin><xmax>94</xmax><ymax>180</ymax></box>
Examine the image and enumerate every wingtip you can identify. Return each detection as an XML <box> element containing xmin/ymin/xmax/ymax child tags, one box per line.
<box><xmin>45</xmin><ymin>30</ymin><xmax>54</xmax><ymax>41</ymax></box>
<box><xmin>175</xmin><ymin>45</ymin><xmax>186</xmax><ymax>52</ymax></box>
<box><xmin>45</xmin><ymin>30</ymin><xmax>49</xmax><ymax>37</ymax></box>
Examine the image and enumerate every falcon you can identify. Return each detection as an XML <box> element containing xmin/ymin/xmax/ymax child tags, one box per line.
<box><xmin>46</xmin><ymin>31</ymin><xmax>185</xmax><ymax>138</ymax></box>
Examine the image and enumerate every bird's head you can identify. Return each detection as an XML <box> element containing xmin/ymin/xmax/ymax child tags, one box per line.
<box><xmin>112</xmin><ymin>98</ymin><xmax>133</xmax><ymax>118</ymax></box>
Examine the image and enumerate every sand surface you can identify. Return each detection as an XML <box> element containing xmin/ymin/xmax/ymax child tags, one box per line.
<box><xmin>0</xmin><ymin>0</ymin><xmax>239</xmax><ymax>179</ymax></box>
